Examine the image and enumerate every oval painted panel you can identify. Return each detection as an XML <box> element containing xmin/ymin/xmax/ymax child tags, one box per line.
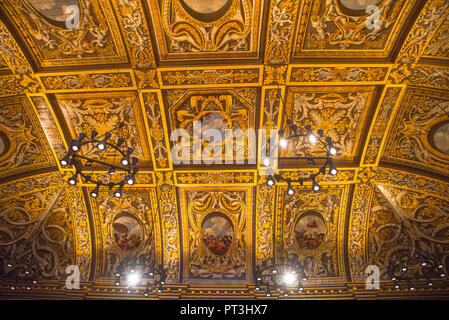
<box><xmin>199</xmin><ymin>112</ymin><xmax>230</xmax><ymax>145</ymax></box>
<box><xmin>294</xmin><ymin>212</ymin><xmax>325</xmax><ymax>250</ymax></box>
<box><xmin>112</xmin><ymin>212</ymin><xmax>143</xmax><ymax>251</ymax></box>
<box><xmin>430</xmin><ymin>121</ymin><xmax>449</xmax><ymax>156</ymax></box>
<box><xmin>29</xmin><ymin>0</ymin><xmax>80</xmax><ymax>26</ymax></box>
<box><xmin>202</xmin><ymin>212</ymin><xmax>233</xmax><ymax>255</ymax></box>
<box><xmin>0</xmin><ymin>131</ymin><xmax>10</xmax><ymax>158</ymax></box>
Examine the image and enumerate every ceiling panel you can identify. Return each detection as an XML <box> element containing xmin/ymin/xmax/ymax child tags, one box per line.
<box><xmin>146</xmin><ymin>0</ymin><xmax>265</xmax><ymax>62</ymax></box>
<box><xmin>292</xmin><ymin>0</ymin><xmax>419</xmax><ymax>60</ymax></box>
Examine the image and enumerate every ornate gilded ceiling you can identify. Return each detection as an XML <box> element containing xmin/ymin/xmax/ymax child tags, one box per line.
<box><xmin>1</xmin><ymin>0</ymin><xmax>449</xmax><ymax>299</ymax></box>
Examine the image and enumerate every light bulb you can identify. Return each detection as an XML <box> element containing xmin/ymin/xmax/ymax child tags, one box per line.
<box><xmin>127</xmin><ymin>177</ymin><xmax>135</xmax><ymax>185</ymax></box>
<box><xmin>312</xmin><ymin>180</ymin><xmax>320</xmax><ymax>192</ymax></box>
<box><xmin>279</xmin><ymin>138</ymin><xmax>287</xmax><ymax>148</ymax></box>
<box><xmin>68</xmin><ymin>174</ymin><xmax>77</xmax><ymax>185</ymax></box>
<box><xmin>282</xmin><ymin>272</ymin><xmax>297</xmax><ymax>286</ymax></box>
<box><xmin>330</xmin><ymin>147</ymin><xmax>337</xmax><ymax>155</ymax></box>
<box><xmin>308</xmin><ymin>134</ymin><xmax>317</xmax><ymax>144</ymax></box>
<box><xmin>263</xmin><ymin>158</ymin><xmax>270</xmax><ymax>167</ymax></box>
<box><xmin>126</xmin><ymin>272</ymin><xmax>141</xmax><ymax>287</ymax></box>
<box><xmin>60</xmin><ymin>154</ymin><xmax>70</xmax><ymax>166</ymax></box>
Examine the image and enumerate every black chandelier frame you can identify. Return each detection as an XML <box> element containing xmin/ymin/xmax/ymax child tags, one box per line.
<box><xmin>114</xmin><ymin>256</ymin><xmax>168</xmax><ymax>296</ymax></box>
<box><xmin>254</xmin><ymin>258</ymin><xmax>308</xmax><ymax>297</ymax></box>
<box><xmin>266</xmin><ymin>119</ymin><xmax>338</xmax><ymax>193</ymax></box>
<box><xmin>387</xmin><ymin>249</ymin><xmax>447</xmax><ymax>291</ymax></box>
<box><xmin>60</xmin><ymin>130</ymin><xmax>139</xmax><ymax>198</ymax></box>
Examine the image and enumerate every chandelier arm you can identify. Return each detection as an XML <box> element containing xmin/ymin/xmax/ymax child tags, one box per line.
<box><xmin>79</xmin><ymin>140</ymin><xmax>129</xmax><ymax>157</ymax></box>
<box><xmin>72</xmin><ymin>154</ymin><xmax>131</xmax><ymax>173</ymax></box>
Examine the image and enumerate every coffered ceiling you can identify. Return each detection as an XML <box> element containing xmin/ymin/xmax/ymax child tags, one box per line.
<box><xmin>0</xmin><ymin>0</ymin><xmax>449</xmax><ymax>299</ymax></box>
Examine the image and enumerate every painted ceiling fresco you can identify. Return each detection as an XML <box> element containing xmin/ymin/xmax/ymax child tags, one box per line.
<box><xmin>0</xmin><ymin>0</ymin><xmax>449</xmax><ymax>299</ymax></box>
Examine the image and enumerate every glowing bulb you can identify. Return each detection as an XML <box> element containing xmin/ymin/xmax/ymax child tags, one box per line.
<box><xmin>98</xmin><ymin>143</ymin><xmax>105</xmax><ymax>150</ymax></box>
<box><xmin>282</xmin><ymin>272</ymin><xmax>297</xmax><ymax>286</ymax></box>
<box><xmin>126</xmin><ymin>272</ymin><xmax>141</xmax><ymax>287</ymax></box>
<box><xmin>288</xmin><ymin>188</ymin><xmax>295</xmax><ymax>195</ymax></box>
<box><xmin>308</xmin><ymin>134</ymin><xmax>317</xmax><ymax>144</ymax></box>
<box><xmin>263</xmin><ymin>158</ymin><xmax>270</xmax><ymax>167</ymax></box>
<box><xmin>330</xmin><ymin>147</ymin><xmax>337</xmax><ymax>155</ymax></box>
<box><xmin>279</xmin><ymin>138</ymin><xmax>287</xmax><ymax>148</ymax></box>
<box><xmin>267</xmin><ymin>175</ymin><xmax>275</xmax><ymax>186</ymax></box>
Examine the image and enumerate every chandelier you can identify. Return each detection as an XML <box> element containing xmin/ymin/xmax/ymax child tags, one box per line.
<box><xmin>255</xmin><ymin>258</ymin><xmax>308</xmax><ymax>297</ymax></box>
<box><xmin>59</xmin><ymin>130</ymin><xmax>139</xmax><ymax>198</ymax></box>
<box><xmin>387</xmin><ymin>249</ymin><xmax>447</xmax><ymax>291</ymax></box>
<box><xmin>266</xmin><ymin>119</ymin><xmax>338</xmax><ymax>193</ymax></box>
<box><xmin>114</xmin><ymin>256</ymin><xmax>167</xmax><ymax>296</ymax></box>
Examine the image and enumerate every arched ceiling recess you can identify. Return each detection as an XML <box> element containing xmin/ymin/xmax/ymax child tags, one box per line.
<box><xmin>0</xmin><ymin>0</ymin><xmax>449</xmax><ymax>299</ymax></box>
